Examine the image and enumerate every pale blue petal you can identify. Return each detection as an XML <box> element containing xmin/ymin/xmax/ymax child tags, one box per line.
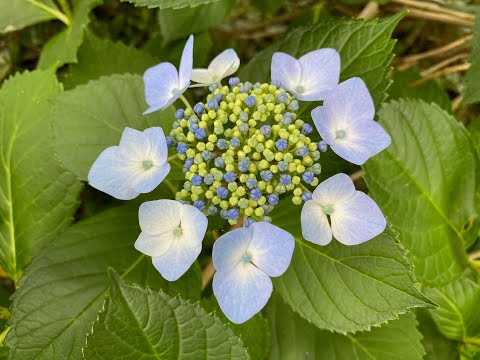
<box><xmin>131</xmin><ymin>163</ymin><xmax>170</xmax><ymax>193</ymax></box>
<box><xmin>180</xmin><ymin>204</ymin><xmax>208</xmax><ymax>245</ymax></box>
<box><xmin>312</xmin><ymin>173</ymin><xmax>355</xmax><ymax>206</ymax></box>
<box><xmin>143</xmin><ymin>62</ymin><xmax>179</xmax><ymax>113</ymax></box>
<box><xmin>191</xmin><ymin>69</ymin><xmax>214</xmax><ymax>84</ymax></box>
<box><xmin>134</xmin><ymin>231</ymin><xmax>173</xmax><ymax>257</ymax></box>
<box><xmin>213</xmin><ymin>264</ymin><xmax>273</xmax><ymax>324</ymax></box>
<box><xmin>118</xmin><ymin>127</ymin><xmax>150</xmax><ymax>161</ymax></box>
<box><xmin>330</xmin><ymin>119</ymin><xmax>391</xmax><ymax>165</ymax></box>
<box><xmin>331</xmin><ymin>192</ymin><xmax>386</xmax><ymax>245</ymax></box>
<box><xmin>178</xmin><ymin>35</ymin><xmax>194</xmax><ymax>90</ymax></box>
<box><xmin>271</xmin><ymin>52</ymin><xmax>301</xmax><ymax>91</ymax></box>
<box><xmin>301</xmin><ymin>200</ymin><xmax>332</xmax><ymax>246</ymax></box>
<box><xmin>88</xmin><ymin>146</ymin><xmax>141</xmax><ymax>200</ymax></box>
<box><xmin>297</xmin><ymin>48</ymin><xmax>340</xmax><ymax>101</ymax></box>
<box><xmin>212</xmin><ymin>227</ymin><xmax>251</xmax><ymax>273</ymax></box>
<box><xmin>208</xmin><ymin>48</ymin><xmax>240</xmax><ymax>81</ymax></box>
<box><xmin>144</xmin><ymin>127</ymin><xmax>168</xmax><ymax>164</ymax></box>
<box><xmin>152</xmin><ymin>242</ymin><xmax>202</xmax><ymax>281</ymax></box>
<box><xmin>311</xmin><ymin>105</ymin><xmax>336</xmax><ymax>145</ymax></box>
<box><xmin>248</xmin><ymin>222</ymin><xmax>294</xmax><ymax>277</ymax></box>
<box><xmin>138</xmin><ymin>199</ymin><xmax>183</xmax><ymax>235</ymax></box>
<box><xmin>324</xmin><ymin>77</ymin><xmax>375</xmax><ymax>122</ymax></box>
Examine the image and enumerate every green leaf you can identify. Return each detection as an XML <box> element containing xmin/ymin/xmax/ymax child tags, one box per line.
<box><xmin>52</xmin><ymin>73</ymin><xmax>175</xmax><ymax>181</ymax></box>
<box><xmin>158</xmin><ymin>0</ymin><xmax>234</xmax><ymax>44</ymax></box>
<box><xmin>417</xmin><ymin>310</ymin><xmax>459</xmax><ymax>360</ymax></box>
<box><xmin>463</xmin><ymin>16</ymin><xmax>480</xmax><ymax>105</ymax></box>
<box><xmin>424</xmin><ymin>269</ymin><xmax>480</xmax><ymax>341</ymax></box>
<box><xmin>240</xmin><ymin>12</ymin><xmax>405</xmax><ymax>107</ymax></box>
<box><xmin>468</xmin><ymin>119</ymin><xmax>480</xmax><ymax>156</ymax></box>
<box><xmin>63</xmin><ymin>31</ymin><xmax>157</xmax><ymax>89</ymax></box>
<box><xmin>84</xmin><ymin>270</ymin><xmax>248</xmax><ymax>359</ymax></box>
<box><xmin>389</xmin><ymin>68</ymin><xmax>451</xmax><ymax>112</ymax></box>
<box><xmin>38</xmin><ymin>0</ymin><xmax>102</xmax><ymax>70</ymax></box>
<box><xmin>267</xmin><ymin>294</ymin><xmax>425</xmax><ymax>359</ymax></box>
<box><xmin>120</xmin><ymin>0</ymin><xmax>222</xmax><ymax>9</ymax></box>
<box><xmin>363</xmin><ymin>99</ymin><xmax>480</xmax><ymax>286</ymax></box>
<box><xmin>270</xmin><ymin>203</ymin><xmax>433</xmax><ymax>333</ymax></box>
<box><xmin>0</xmin><ymin>70</ymin><xmax>82</xmax><ymax>281</ymax></box>
<box><xmin>0</xmin><ymin>0</ymin><xmax>62</xmax><ymax>33</ymax></box>
<box><xmin>5</xmin><ymin>206</ymin><xmax>201</xmax><ymax>360</ymax></box>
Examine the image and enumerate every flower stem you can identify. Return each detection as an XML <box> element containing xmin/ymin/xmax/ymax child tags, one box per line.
<box><xmin>179</xmin><ymin>95</ymin><xmax>192</xmax><ymax>109</ymax></box>
<box><xmin>26</xmin><ymin>0</ymin><xmax>71</xmax><ymax>26</ymax></box>
<box><xmin>167</xmin><ymin>154</ymin><xmax>178</xmax><ymax>162</ymax></box>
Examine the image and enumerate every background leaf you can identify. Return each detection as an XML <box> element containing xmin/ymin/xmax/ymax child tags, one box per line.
<box><xmin>0</xmin><ymin>70</ymin><xmax>82</xmax><ymax>281</ymax></box>
<box><xmin>5</xmin><ymin>206</ymin><xmax>201</xmax><ymax>360</ymax></box>
<box><xmin>84</xmin><ymin>271</ymin><xmax>248</xmax><ymax>359</ymax></box>
<box><xmin>463</xmin><ymin>16</ymin><xmax>480</xmax><ymax>106</ymax></box>
<box><xmin>363</xmin><ymin>99</ymin><xmax>480</xmax><ymax>286</ymax></box>
<box><xmin>120</xmin><ymin>0</ymin><xmax>222</xmax><ymax>9</ymax></box>
<box><xmin>0</xmin><ymin>0</ymin><xmax>60</xmax><ymax>33</ymax></box>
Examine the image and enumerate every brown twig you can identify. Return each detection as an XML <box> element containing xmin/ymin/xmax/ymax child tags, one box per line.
<box><xmin>350</xmin><ymin>170</ymin><xmax>364</xmax><ymax>183</ymax></box>
<box><xmin>402</xmin><ymin>8</ymin><xmax>474</xmax><ymax>27</ymax></box>
<box><xmin>357</xmin><ymin>1</ymin><xmax>379</xmax><ymax>20</ymax></box>
<box><xmin>451</xmin><ymin>95</ymin><xmax>463</xmax><ymax>112</ymax></box>
<box><xmin>391</xmin><ymin>0</ymin><xmax>475</xmax><ymax>22</ymax></box>
<box><xmin>411</xmin><ymin>63</ymin><xmax>470</xmax><ymax>87</ymax></box>
<box><xmin>468</xmin><ymin>250</ymin><xmax>480</xmax><ymax>260</ymax></box>
<box><xmin>201</xmin><ymin>257</ymin><xmax>215</xmax><ymax>290</ymax></box>
<box><xmin>420</xmin><ymin>52</ymin><xmax>469</xmax><ymax>77</ymax></box>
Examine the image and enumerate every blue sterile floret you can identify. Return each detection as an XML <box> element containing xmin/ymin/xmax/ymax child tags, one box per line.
<box><xmin>175</xmin><ymin>109</ymin><xmax>185</xmax><ymax>119</ymax></box>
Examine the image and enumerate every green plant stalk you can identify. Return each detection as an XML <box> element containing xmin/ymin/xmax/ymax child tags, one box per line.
<box><xmin>26</xmin><ymin>0</ymin><xmax>71</xmax><ymax>26</ymax></box>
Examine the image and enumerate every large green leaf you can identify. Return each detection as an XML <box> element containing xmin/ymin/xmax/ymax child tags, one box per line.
<box><xmin>463</xmin><ymin>16</ymin><xmax>480</xmax><ymax>105</ymax></box>
<box><xmin>52</xmin><ymin>73</ymin><xmax>175</xmax><ymax>180</ymax></box>
<box><xmin>0</xmin><ymin>70</ymin><xmax>82</xmax><ymax>282</ymax></box>
<box><xmin>240</xmin><ymin>12</ymin><xmax>405</xmax><ymax>107</ymax></box>
<box><xmin>5</xmin><ymin>206</ymin><xmax>201</xmax><ymax>360</ymax></box>
<box><xmin>269</xmin><ymin>203</ymin><xmax>432</xmax><ymax>334</ymax></box>
<box><xmin>157</xmin><ymin>0</ymin><xmax>234</xmax><ymax>44</ymax></box>
<box><xmin>424</xmin><ymin>269</ymin><xmax>480</xmax><ymax>341</ymax></box>
<box><xmin>84</xmin><ymin>271</ymin><xmax>248</xmax><ymax>359</ymax></box>
<box><xmin>0</xmin><ymin>0</ymin><xmax>61</xmax><ymax>33</ymax></box>
<box><xmin>63</xmin><ymin>31</ymin><xmax>158</xmax><ymax>89</ymax></box>
<box><xmin>121</xmin><ymin>0</ymin><xmax>221</xmax><ymax>9</ymax></box>
<box><xmin>363</xmin><ymin>99</ymin><xmax>480</xmax><ymax>286</ymax></box>
<box><xmin>267</xmin><ymin>294</ymin><xmax>425</xmax><ymax>359</ymax></box>
<box><xmin>38</xmin><ymin>0</ymin><xmax>102</xmax><ymax>69</ymax></box>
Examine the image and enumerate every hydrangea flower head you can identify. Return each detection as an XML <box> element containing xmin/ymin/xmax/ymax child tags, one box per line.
<box><xmin>212</xmin><ymin>222</ymin><xmax>294</xmax><ymax>324</ymax></box>
<box><xmin>143</xmin><ymin>35</ymin><xmax>193</xmax><ymax>114</ymax></box>
<box><xmin>271</xmin><ymin>49</ymin><xmax>340</xmax><ymax>101</ymax></box>
<box><xmin>135</xmin><ymin>199</ymin><xmax>208</xmax><ymax>281</ymax></box>
<box><xmin>191</xmin><ymin>49</ymin><xmax>240</xmax><ymax>85</ymax></box>
<box><xmin>311</xmin><ymin>77</ymin><xmax>391</xmax><ymax>165</ymax></box>
<box><xmin>301</xmin><ymin>173</ymin><xmax>386</xmax><ymax>246</ymax></box>
<box><xmin>88</xmin><ymin>127</ymin><xmax>170</xmax><ymax>200</ymax></box>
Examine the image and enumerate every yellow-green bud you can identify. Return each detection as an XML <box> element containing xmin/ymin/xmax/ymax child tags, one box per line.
<box><xmin>292</xmin><ymin>196</ymin><xmax>302</xmax><ymax>205</ymax></box>
<box><xmin>245</xmin><ymin>207</ymin><xmax>254</xmax><ymax>216</ymax></box>
<box><xmin>292</xmin><ymin>176</ymin><xmax>301</xmax><ymax>185</ymax></box>
<box><xmin>257</xmin><ymin>196</ymin><xmax>266</xmax><ymax>205</ymax></box>
<box><xmin>212</xmin><ymin>196</ymin><xmax>221</xmax><ymax>205</ymax></box>
<box><xmin>294</xmin><ymin>188</ymin><xmax>302</xmax><ymax>196</ymax></box>
<box><xmin>274</xmin><ymin>152</ymin><xmax>283</xmax><ymax>161</ymax></box>
<box><xmin>196</xmin><ymin>142</ymin><xmax>206</xmax><ymax>151</ymax></box>
<box><xmin>220</xmin><ymin>201</ymin><xmax>229</xmax><ymax>210</ymax></box>
<box><xmin>226</xmin><ymin>164</ymin><xmax>235</xmax><ymax>172</ymax></box>
<box><xmin>254</xmin><ymin>207</ymin><xmax>265</xmax><ymax>217</ymax></box>
<box><xmin>205</xmin><ymin>190</ymin><xmax>214</xmax><ymax>199</ymax></box>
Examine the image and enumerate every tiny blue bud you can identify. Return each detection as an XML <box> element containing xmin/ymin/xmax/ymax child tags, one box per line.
<box><xmin>271</xmin><ymin>80</ymin><xmax>282</xmax><ymax>88</ymax></box>
<box><xmin>189</xmin><ymin>116</ymin><xmax>199</xmax><ymax>124</ymax></box>
<box><xmin>173</xmin><ymin>121</ymin><xmax>181</xmax><ymax>129</ymax></box>
<box><xmin>217</xmin><ymin>186</ymin><xmax>228</xmax><ymax>199</ymax></box>
<box><xmin>193</xmin><ymin>200</ymin><xmax>206</xmax><ymax>212</ymax></box>
<box><xmin>238</xmin><ymin>158</ymin><xmax>250</xmax><ymax>172</ymax></box>
<box><xmin>276</xmin><ymin>139</ymin><xmax>288</xmax><ymax>151</ymax></box>
<box><xmin>209</xmin><ymin>83</ymin><xmax>218</xmax><ymax>92</ymax></box>
<box><xmin>207</xmin><ymin>205</ymin><xmax>218</xmax><ymax>216</ymax></box>
<box><xmin>239</xmin><ymin>84</ymin><xmax>250</xmax><ymax>93</ymax></box>
<box><xmin>189</xmin><ymin>123</ymin><xmax>199</xmax><ymax>132</ymax></box>
<box><xmin>311</xmin><ymin>163</ymin><xmax>322</xmax><ymax>175</ymax></box>
<box><xmin>239</xmin><ymin>111</ymin><xmax>249</xmax><ymax>122</ymax></box>
<box><xmin>260</xmin><ymin>125</ymin><xmax>272</xmax><ymax>136</ymax></box>
<box><xmin>245</xmin><ymin>95</ymin><xmax>256</xmax><ymax>107</ymax></box>
<box><xmin>280</xmin><ymin>174</ymin><xmax>292</xmax><ymax>185</ymax></box>
<box><xmin>191</xmin><ymin>174</ymin><xmax>203</xmax><ymax>186</ymax></box>
<box><xmin>253</xmin><ymin>82</ymin><xmax>261</xmax><ymax>89</ymax></box>
<box><xmin>289</xmin><ymin>100</ymin><xmax>299</xmax><ymax>111</ymax></box>
<box><xmin>277</xmin><ymin>93</ymin><xmax>288</xmax><ymax>103</ymax></box>
<box><xmin>261</xmin><ymin>204</ymin><xmax>270</xmax><ymax>214</ymax></box>
<box><xmin>204</xmin><ymin>173</ymin><xmax>214</xmax><ymax>185</ymax></box>
<box><xmin>178</xmin><ymin>200</ymin><xmax>188</xmax><ymax>205</ymax></box>
<box><xmin>229</xmin><ymin>77</ymin><xmax>240</xmax><ymax>87</ymax></box>
<box><xmin>175</xmin><ymin>109</ymin><xmax>185</xmax><ymax>119</ymax></box>
<box><xmin>227</xmin><ymin>208</ymin><xmax>240</xmax><ymax>220</ymax></box>
<box><xmin>318</xmin><ymin>140</ymin><xmax>328</xmax><ymax>152</ymax></box>
<box><xmin>244</xmin><ymin>217</ymin><xmax>255</xmax><ymax>227</ymax></box>
<box><xmin>250</xmin><ymin>188</ymin><xmax>262</xmax><ymax>200</ymax></box>
<box><xmin>297</xmin><ymin>146</ymin><xmax>309</xmax><ymax>157</ymax></box>
<box><xmin>302</xmin><ymin>171</ymin><xmax>314</xmax><ymax>184</ymax></box>
<box><xmin>281</xmin><ymin>116</ymin><xmax>292</xmax><ymax>126</ymax></box>
<box><xmin>214</xmin><ymin>157</ymin><xmax>225</xmax><ymax>168</ymax></box>
<box><xmin>214</xmin><ymin>93</ymin><xmax>223</xmax><ymax>103</ymax></box>
<box><xmin>166</xmin><ymin>136</ymin><xmax>175</xmax><ymax>148</ymax></box>
<box><xmin>220</xmin><ymin>209</ymin><xmax>229</xmax><ymax>219</ymax></box>
<box><xmin>302</xmin><ymin>123</ymin><xmax>313</xmax><ymax>135</ymax></box>
<box><xmin>260</xmin><ymin>170</ymin><xmax>273</xmax><ymax>181</ymax></box>
<box><xmin>202</xmin><ymin>150</ymin><xmax>212</xmax><ymax>161</ymax></box>
<box><xmin>267</xmin><ymin>194</ymin><xmax>279</xmax><ymax>206</ymax></box>
<box><xmin>302</xmin><ymin>192</ymin><xmax>312</xmax><ymax>202</ymax></box>
<box><xmin>177</xmin><ymin>142</ymin><xmax>188</xmax><ymax>154</ymax></box>
<box><xmin>224</xmin><ymin>171</ymin><xmax>236</xmax><ymax>183</ymax></box>
<box><xmin>239</xmin><ymin>123</ymin><xmax>249</xmax><ymax>133</ymax></box>
<box><xmin>278</xmin><ymin>161</ymin><xmax>289</xmax><ymax>172</ymax></box>
<box><xmin>207</xmin><ymin>99</ymin><xmax>219</xmax><ymax>110</ymax></box>
<box><xmin>230</xmin><ymin>137</ymin><xmax>240</xmax><ymax>148</ymax></box>
<box><xmin>217</xmin><ymin>139</ymin><xmax>228</xmax><ymax>150</ymax></box>
<box><xmin>246</xmin><ymin>178</ymin><xmax>258</xmax><ymax>190</ymax></box>
<box><xmin>262</xmin><ymin>216</ymin><xmax>272</xmax><ymax>223</ymax></box>
<box><xmin>195</xmin><ymin>128</ymin><xmax>207</xmax><ymax>140</ymax></box>
<box><xmin>184</xmin><ymin>158</ymin><xmax>194</xmax><ymax>168</ymax></box>
<box><xmin>194</xmin><ymin>103</ymin><xmax>205</xmax><ymax>115</ymax></box>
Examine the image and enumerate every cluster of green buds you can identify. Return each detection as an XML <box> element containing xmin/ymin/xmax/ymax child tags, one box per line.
<box><xmin>167</xmin><ymin>78</ymin><xmax>323</xmax><ymax>225</ymax></box>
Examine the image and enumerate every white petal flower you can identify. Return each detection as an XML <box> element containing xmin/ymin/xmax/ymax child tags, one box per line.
<box><xmin>88</xmin><ymin>127</ymin><xmax>170</xmax><ymax>200</ymax></box>
<box><xmin>135</xmin><ymin>200</ymin><xmax>208</xmax><ymax>281</ymax></box>
<box><xmin>143</xmin><ymin>35</ymin><xmax>194</xmax><ymax>114</ymax></box>
<box><xmin>301</xmin><ymin>173</ymin><xmax>386</xmax><ymax>246</ymax></box>
<box><xmin>311</xmin><ymin>77</ymin><xmax>391</xmax><ymax>165</ymax></box>
<box><xmin>212</xmin><ymin>222</ymin><xmax>294</xmax><ymax>324</ymax></box>
<box><xmin>191</xmin><ymin>49</ymin><xmax>240</xmax><ymax>85</ymax></box>
<box><xmin>271</xmin><ymin>48</ymin><xmax>340</xmax><ymax>101</ymax></box>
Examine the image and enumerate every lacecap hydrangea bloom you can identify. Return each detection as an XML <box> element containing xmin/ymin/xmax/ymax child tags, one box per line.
<box><xmin>87</xmin><ymin>34</ymin><xmax>391</xmax><ymax>324</ymax></box>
